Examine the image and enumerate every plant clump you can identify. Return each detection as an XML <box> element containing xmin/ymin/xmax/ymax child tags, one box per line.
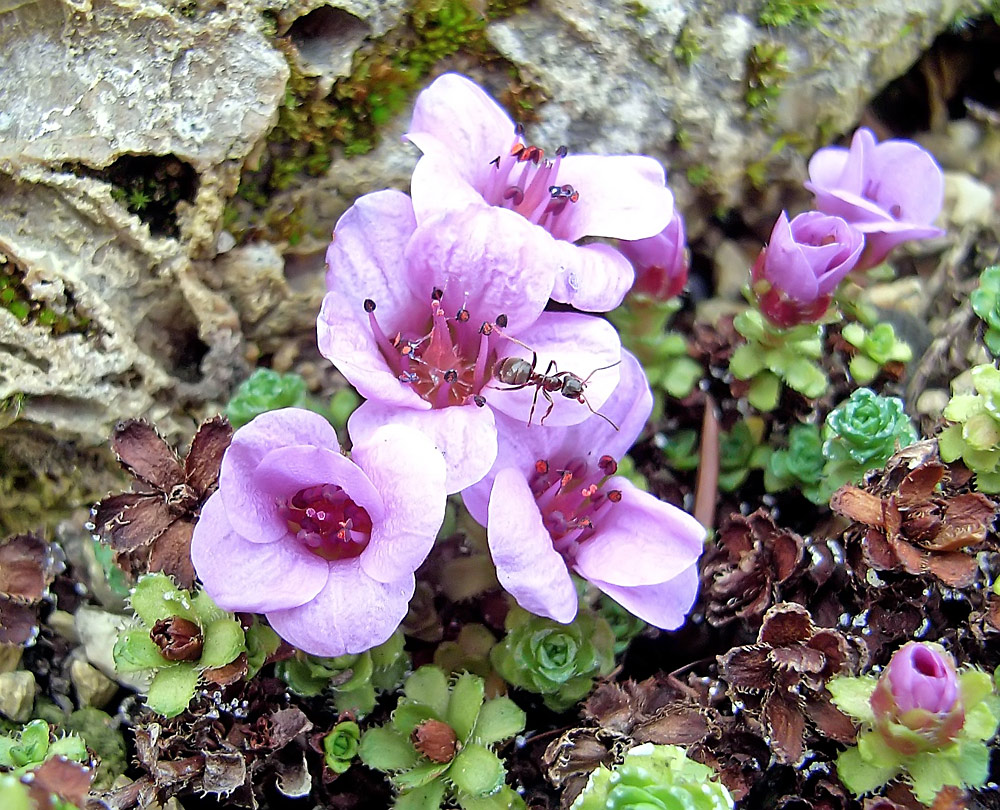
<box><xmin>938</xmin><ymin>363</ymin><xmax>1000</xmax><ymax>492</ymax></box>
<box><xmin>113</xmin><ymin>572</ymin><xmax>279</xmax><ymax>717</ymax></box>
<box><xmin>571</xmin><ymin>742</ymin><xmax>734</xmax><ymax>810</ymax></box>
<box><xmin>277</xmin><ymin>629</ymin><xmax>408</xmax><ymax>715</ymax></box>
<box><xmin>491</xmin><ymin>608</ymin><xmax>615</xmax><ymax>712</ymax></box>
<box><xmin>971</xmin><ymin>264</ymin><xmax>1000</xmax><ymax>356</ymax></box>
<box><xmin>359</xmin><ymin>665</ymin><xmax>527</xmax><ymax>810</ymax></box>
<box><xmin>840</xmin><ymin>322</ymin><xmax>912</xmax><ymax>385</ymax></box>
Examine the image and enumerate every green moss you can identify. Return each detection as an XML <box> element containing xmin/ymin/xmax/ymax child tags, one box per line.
<box><xmin>673</xmin><ymin>26</ymin><xmax>702</xmax><ymax>66</ymax></box>
<box><xmin>745</xmin><ymin>41</ymin><xmax>789</xmax><ymax>119</ymax></box>
<box><xmin>759</xmin><ymin>0</ymin><xmax>829</xmax><ymax>27</ymax></box>
<box><xmin>686</xmin><ymin>164</ymin><xmax>712</xmax><ymax>187</ymax></box>
<box><xmin>231</xmin><ymin>0</ymin><xmax>538</xmax><ymax>244</ymax></box>
<box><xmin>0</xmin><ymin>254</ymin><xmax>92</xmax><ymax>337</ymax></box>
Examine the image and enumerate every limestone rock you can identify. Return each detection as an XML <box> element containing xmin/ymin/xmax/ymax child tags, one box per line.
<box><xmin>70</xmin><ymin>657</ymin><xmax>119</xmax><ymax>709</ymax></box>
<box><xmin>486</xmin><ymin>0</ymin><xmax>980</xmax><ymax>208</ymax></box>
<box><xmin>0</xmin><ymin>670</ymin><xmax>36</xmax><ymax>722</ymax></box>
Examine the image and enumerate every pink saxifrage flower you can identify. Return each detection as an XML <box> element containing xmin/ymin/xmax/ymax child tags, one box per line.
<box><xmin>319</xmin><ymin>190</ymin><xmax>622</xmax><ymax>494</ymax></box>
<box><xmin>405</xmin><ymin>73</ymin><xmax>676</xmax><ymax>312</ymax></box>
<box><xmin>190</xmin><ymin>408</ymin><xmax>447</xmax><ymax>657</ymax></box>
<box><xmin>462</xmin><ymin>351</ymin><xmax>705</xmax><ymax>629</ymax></box>
<box><xmin>805</xmin><ymin>127</ymin><xmax>944</xmax><ymax>271</ymax></box>
<box><xmin>618</xmin><ymin>209</ymin><xmax>689</xmax><ymax>301</ymax></box>
<box><xmin>751</xmin><ymin>210</ymin><xmax>864</xmax><ymax>328</ymax></box>
<box><xmin>870</xmin><ymin>641</ymin><xmax>965</xmax><ymax>755</ymax></box>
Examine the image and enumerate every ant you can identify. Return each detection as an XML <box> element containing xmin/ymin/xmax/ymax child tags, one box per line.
<box><xmin>483</xmin><ymin>321</ymin><xmax>620</xmax><ymax>430</ymax></box>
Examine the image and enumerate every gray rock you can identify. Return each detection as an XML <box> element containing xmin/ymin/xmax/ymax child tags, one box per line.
<box><xmin>0</xmin><ymin>670</ymin><xmax>35</xmax><ymax>722</ymax></box>
<box><xmin>70</xmin><ymin>657</ymin><xmax>119</xmax><ymax>709</ymax></box>
<box><xmin>486</xmin><ymin>0</ymin><xmax>982</xmax><ymax>208</ymax></box>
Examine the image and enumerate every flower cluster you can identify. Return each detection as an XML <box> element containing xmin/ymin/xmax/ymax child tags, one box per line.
<box><xmin>189</xmin><ymin>73</ymin><xmax>707</xmax><ymax>659</ymax></box>
<box><xmin>752</xmin><ymin>127</ymin><xmax>943</xmax><ymax>328</ymax></box>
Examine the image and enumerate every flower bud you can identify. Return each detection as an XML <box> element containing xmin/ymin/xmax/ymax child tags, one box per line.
<box><xmin>618</xmin><ymin>211</ymin><xmax>689</xmax><ymax>301</ymax></box>
<box><xmin>752</xmin><ymin>211</ymin><xmax>863</xmax><ymax>328</ymax></box>
<box><xmin>870</xmin><ymin>642</ymin><xmax>965</xmax><ymax>755</ymax></box>
<box><xmin>150</xmin><ymin>616</ymin><xmax>204</xmax><ymax>662</ymax></box>
<box><xmin>411</xmin><ymin>719</ymin><xmax>458</xmax><ymax>763</ymax></box>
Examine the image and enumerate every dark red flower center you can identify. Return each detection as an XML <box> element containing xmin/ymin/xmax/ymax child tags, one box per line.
<box><xmin>484</xmin><ymin>129</ymin><xmax>579</xmax><ymax>234</ymax></box>
<box><xmin>528</xmin><ymin>455</ymin><xmax>621</xmax><ymax>561</ymax></box>
<box><xmin>280</xmin><ymin>484</ymin><xmax>372</xmax><ymax>561</ymax></box>
<box><xmin>365</xmin><ymin>292</ymin><xmax>510</xmax><ymax>409</ymax></box>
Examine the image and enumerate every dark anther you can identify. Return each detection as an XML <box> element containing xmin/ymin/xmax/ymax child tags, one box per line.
<box><xmin>504</xmin><ymin>187</ymin><xmax>524</xmax><ymax>206</ymax></box>
<box><xmin>456</xmin><ymin>308</ymin><xmax>470</xmax><ymax>323</ymax></box>
<box><xmin>489</xmin><ymin>155</ymin><xmax>501</xmax><ymax>168</ymax></box>
<box><xmin>608</xmin><ymin>490</ymin><xmax>623</xmax><ymax>503</ymax></box>
<box><xmin>598</xmin><ymin>455</ymin><xmax>618</xmax><ymax>476</ymax></box>
<box><xmin>444</xmin><ymin>369</ymin><xmax>458</xmax><ymax>383</ymax></box>
<box><xmin>431</xmin><ymin>288</ymin><xmax>444</xmax><ymax>301</ymax></box>
<box><xmin>473</xmin><ymin>395</ymin><xmax>486</xmax><ymax>407</ymax></box>
<box><xmin>363</xmin><ymin>299</ymin><xmax>376</xmax><ymax>313</ymax></box>
<box><xmin>515</xmin><ymin>122</ymin><xmax>525</xmax><ymax>136</ymax></box>
<box><xmin>535</xmin><ymin>459</ymin><xmax>549</xmax><ymax>475</ymax></box>
<box><xmin>399</xmin><ymin>372</ymin><xmax>419</xmax><ymax>384</ymax></box>
<box><xmin>495</xmin><ymin>314</ymin><xmax>509</xmax><ymax>328</ymax></box>
<box><xmin>480</xmin><ymin>321</ymin><xmax>495</xmax><ymax>336</ymax></box>
<box><xmin>556</xmin><ymin>145</ymin><xmax>568</xmax><ymax>158</ymax></box>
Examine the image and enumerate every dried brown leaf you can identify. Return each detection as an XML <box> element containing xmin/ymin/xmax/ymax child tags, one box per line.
<box><xmin>28</xmin><ymin>756</ymin><xmax>93</xmax><ymax>807</ymax></box>
<box><xmin>0</xmin><ymin>534</ymin><xmax>51</xmax><ymax>601</ymax></box>
<box><xmin>112</xmin><ymin>419</ymin><xmax>184</xmax><ymax>491</ymax></box>
<box><xmin>762</xmin><ymin>691</ymin><xmax>806</xmax><ymax>765</ymax></box>
<box><xmin>99</xmin><ymin>495</ymin><xmax>173</xmax><ymax>553</ymax></box>
<box><xmin>185</xmin><ymin>416</ymin><xmax>232</xmax><ymax>496</ymax></box>
<box><xmin>719</xmin><ymin>645</ymin><xmax>772</xmax><ymax>691</ymax></box>
<box><xmin>831</xmin><ymin>486</ymin><xmax>885</xmax><ymax>527</ymax></box>
<box><xmin>758</xmin><ymin>603</ymin><xmax>813</xmax><ymax>647</ymax></box>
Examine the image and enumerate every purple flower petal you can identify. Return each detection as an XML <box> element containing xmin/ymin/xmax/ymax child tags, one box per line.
<box><xmin>266</xmin><ymin>558</ymin><xmax>414</xmax><ymax>657</ymax></box>
<box><xmin>548</xmin><ymin>241</ymin><xmax>636</xmax><ymax>312</ymax></box>
<box><xmin>587</xmin><ymin>562</ymin><xmax>700</xmax><ymax>630</ymax></box>
<box><xmin>484</xmin><ymin>312</ymin><xmax>621</xmax><ymax>427</ymax></box>
<box><xmin>191</xmin><ymin>493</ymin><xmax>329</xmax><ymax>613</ymax></box>
<box><xmin>551</xmin><ymin>154</ymin><xmax>673</xmax><ymax>243</ymax></box>
<box><xmin>573</xmin><ymin>479</ymin><xmax>705</xmax><ymax>587</ymax></box>
<box><xmin>348</xmin><ymin>399</ymin><xmax>498</xmax><ymax>494</ymax></box>
<box><xmin>220</xmin><ymin>408</ymin><xmax>341</xmax><ymax>544</ymax></box>
<box><xmin>351</xmin><ymin>424</ymin><xmax>447</xmax><ymax>584</ymax></box>
<box><xmin>409</xmin><ymin>156</ymin><xmax>491</xmax><ymax>223</ymax></box>
<box><xmin>252</xmin><ymin>445</ymin><xmax>386</xmax><ymax>524</ymax></box>
<box><xmin>487</xmin><ymin>467</ymin><xmax>579</xmax><ymax>623</ymax></box>
<box><xmin>406</xmin><ymin>72</ymin><xmax>515</xmax><ymax>193</ymax></box>
<box><xmin>403</xmin><ymin>207</ymin><xmax>555</xmax><ymax>333</ymax></box>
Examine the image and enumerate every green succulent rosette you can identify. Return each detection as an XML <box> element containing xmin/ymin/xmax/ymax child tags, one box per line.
<box><xmin>226</xmin><ymin>368</ymin><xmax>310</xmax><ymax>429</ymax></box>
<box><xmin>0</xmin><ymin>719</ymin><xmax>88</xmax><ymax>776</ymax></box>
<box><xmin>595</xmin><ymin>595</ymin><xmax>648</xmax><ymax>656</ymax></box>
<box><xmin>841</xmin><ymin>322</ymin><xmax>912</xmax><ymax>385</ymax></box>
<box><xmin>971</xmin><ymin>264</ymin><xmax>1000</xmax><ymax>356</ymax></box>
<box><xmin>718</xmin><ymin>418</ymin><xmax>770</xmax><ymax>492</ymax></box>
<box><xmin>359</xmin><ymin>666</ymin><xmax>526</xmax><ymax>810</ymax></box>
<box><xmin>490</xmin><ymin>608</ymin><xmax>615</xmax><ymax>712</ymax></box>
<box><xmin>277</xmin><ymin>629</ymin><xmax>408</xmax><ymax>715</ymax></box>
<box><xmin>764</xmin><ymin>422</ymin><xmax>826</xmax><ymax>503</ymax></box>
<box><xmin>112</xmin><ymin>573</ymin><xmax>279</xmax><ymax>718</ymax></box>
<box><xmin>729</xmin><ymin>308</ymin><xmax>829</xmax><ymax>411</ymax></box>
<box><xmin>323</xmin><ymin>720</ymin><xmax>361</xmax><ymax>774</ymax></box>
<box><xmin>571</xmin><ymin>743</ymin><xmax>733</xmax><ymax>810</ymax></box>
<box><xmin>938</xmin><ymin>364</ymin><xmax>1000</xmax><ymax>492</ymax></box>
<box><xmin>829</xmin><ymin>663</ymin><xmax>1000</xmax><ymax>805</ymax></box>
<box><xmin>821</xmin><ymin>388</ymin><xmax>918</xmax><ymax>498</ymax></box>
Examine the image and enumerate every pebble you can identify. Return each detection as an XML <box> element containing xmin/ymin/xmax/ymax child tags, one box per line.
<box><xmin>0</xmin><ymin>670</ymin><xmax>35</xmax><ymax>722</ymax></box>
<box><xmin>70</xmin><ymin>657</ymin><xmax>119</xmax><ymax>709</ymax></box>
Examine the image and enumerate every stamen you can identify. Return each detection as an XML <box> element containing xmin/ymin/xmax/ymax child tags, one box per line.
<box><xmin>364</xmin><ymin>299</ymin><xmax>402</xmax><ymax>374</ymax></box>
<box><xmin>598</xmin><ymin>456</ymin><xmax>617</xmax><ymax>476</ymax></box>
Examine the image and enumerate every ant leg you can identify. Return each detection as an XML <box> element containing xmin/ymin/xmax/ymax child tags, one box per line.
<box><xmin>528</xmin><ymin>385</ymin><xmax>545</xmax><ymax>426</ymax></box>
<box><xmin>539</xmin><ymin>388</ymin><xmax>556</xmax><ymax>425</ymax></box>
<box><xmin>579</xmin><ymin>395</ymin><xmax>621</xmax><ymax>431</ymax></box>
<box><xmin>581</xmin><ymin>359</ymin><xmax>622</xmax><ymax>385</ymax></box>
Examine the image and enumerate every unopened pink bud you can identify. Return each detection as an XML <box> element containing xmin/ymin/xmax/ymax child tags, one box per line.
<box><xmin>619</xmin><ymin>211</ymin><xmax>689</xmax><ymax>301</ymax></box>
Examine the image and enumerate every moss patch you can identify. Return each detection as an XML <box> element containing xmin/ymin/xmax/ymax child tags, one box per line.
<box><xmin>0</xmin><ymin>252</ymin><xmax>93</xmax><ymax>337</ymax></box>
<box><xmin>229</xmin><ymin>0</ymin><xmax>540</xmax><ymax>245</ymax></box>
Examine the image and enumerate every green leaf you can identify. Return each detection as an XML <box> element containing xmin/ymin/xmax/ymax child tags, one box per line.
<box><xmin>404</xmin><ymin>667</ymin><xmax>451</xmax><ymax>717</ymax></box>
<box><xmin>943</xmin><ymin>394</ymin><xmax>982</xmax><ymax>423</ymax></box>
<box><xmin>747</xmin><ymin>371</ymin><xmax>781</xmax><ymax>412</ymax></box>
<box><xmin>337</xmin><ymin>651</ymin><xmax>374</xmax><ymax>692</ymax></box>
<box><xmin>447</xmin><ymin>673</ymin><xmax>485</xmax><ymax>742</ymax></box>
<box><xmin>199</xmin><ymin>617</ymin><xmax>246</xmax><ymax>668</ymax></box>
<box><xmin>191</xmin><ymin>589</ymin><xmax>227</xmax><ymax>626</ymax></box>
<box><xmin>827</xmin><ymin>676</ymin><xmax>876</xmax><ymax>723</ymax></box>
<box><xmin>459</xmin><ymin>786</ymin><xmax>524</xmax><ymax>810</ymax></box>
<box><xmin>359</xmin><ymin>726</ymin><xmax>418</xmax><ymax>773</ymax></box>
<box><xmin>145</xmin><ymin>664</ymin><xmax>199</xmax><ymax>718</ymax></box>
<box><xmin>334</xmin><ymin>684</ymin><xmax>378</xmax><ymax>717</ymax></box>
<box><xmin>907</xmin><ymin>752</ymin><xmax>957</xmax><ymax>805</ymax></box>
<box><xmin>952</xmin><ymin>738</ymin><xmax>992</xmax><ymax>788</ymax></box>
<box><xmin>835</xmin><ymin>744</ymin><xmax>899</xmax><ymax>797</ymax></box>
<box><xmin>47</xmin><ymin>733</ymin><xmax>88</xmax><ymax>762</ymax></box>
<box><xmin>245</xmin><ymin>621</ymin><xmax>281</xmax><ymax>678</ymax></box>
<box><xmin>130</xmin><ymin>573</ymin><xmax>195</xmax><ymax>626</ymax></box>
<box><xmin>394</xmin><ymin>779</ymin><xmax>446</xmax><ymax>810</ymax></box>
<box><xmin>728</xmin><ymin>344</ymin><xmax>765</xmax><ymax>380</ymax></box>
<box><xmin>963</xmin><ymin>411</ymin><xmax>1000</xmax><ymax>451</ymax></box>
<box><xmin>962</xmin><ymin>701</ymin><xmax>999</xmax><ymax>742</ymax></box>
<box><xmin>393</xmin><ymin>702</ymin><xmax>439</xmax><ymax>737</ymax></box>
<box><xmin>473</xmin><ymin>697</ymin><xmax>526</xmax><ymax>746</ymax></box>
<box><xmin>848</xmin><ymin>354</ymin><xmax>879</xmax><ymax>385</ymax></box>
<box><xmin>393</xmin><ymin>761</ymin><xmax>450</xmax><ymax>791</ymax></box>
<box><xmin>662</xmin><ymin>357</ymin><xmax>701</xmax><ymax>398</ymax></box>
<box><xmin>841</xmin><ymin>322</ymin><xmax>866</xmax><ymax>348</ymax></box>
<box><xmin>113</xmin><ymin>628</ymin><xmax>169</xmax><ymax>672</ymax></box>
<box><xmin>784</xmin><ymin>356</ymin><xmax>828</xmax><ymax>398</ymax></box>
<box><xmin>985</xmin><ymin>328</ymin><xmax>1000</xmax><ymax>357</ymax></box>
<box><xmin>449</xmin><ymin>743</ymin><xmax>505</xmax><ymax>798</ymax></box>
<box><xmin>937</xmin><ymin>424</ymin><xmax>965</xmax><ymax>463</ymax></box>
